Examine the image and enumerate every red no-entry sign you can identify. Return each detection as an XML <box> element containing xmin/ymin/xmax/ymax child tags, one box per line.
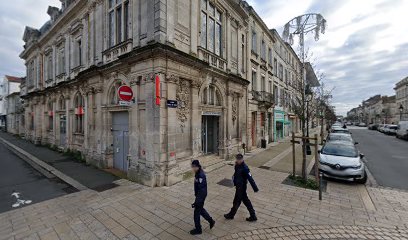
<box><xmin>118</xmin><ymin>85</ymin><xmax>133</xmax><ymax>101</ymax></box>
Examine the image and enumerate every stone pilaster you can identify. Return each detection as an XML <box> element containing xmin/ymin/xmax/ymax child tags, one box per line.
<box><xmin>164</xmin><ymin>74</ymin><xmax>179</xmax><ymax>185</ymax></box>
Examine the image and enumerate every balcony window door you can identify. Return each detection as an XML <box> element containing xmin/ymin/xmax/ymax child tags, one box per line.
<box><xmin>251</xmin><ymin>70</ymin><xmax>257</xmax><ymax>91</ymax></box>
<box><xmin>200</xmin><ymin>0</ymin><xmax>222</xmax><ymax>56</ymax></box>
<box><xmin>108</xmin><ymin>0</ymin><xmax>130</xmax><ymax>48</ymax></box>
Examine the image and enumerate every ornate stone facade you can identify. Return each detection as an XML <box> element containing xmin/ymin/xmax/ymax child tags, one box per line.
<box><xmin>19</xmin><ymin>0</ymin><xmax>253</xmax><ymax>187</ymax></box>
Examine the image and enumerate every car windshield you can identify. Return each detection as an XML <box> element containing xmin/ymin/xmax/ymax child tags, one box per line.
<box><xmin>328</xmin><ymin>134</ymin><xmax>352</xmax><ymax>142</ymax></box>
<box><xmin>321</xmin><ymin>143</ymin><xmax>358</xmax><ymax>157</ymax></box>
<box><xmin>332</xmin><ymin>129</ymin><xmax>350</xmax><ymax>134</ymax></box>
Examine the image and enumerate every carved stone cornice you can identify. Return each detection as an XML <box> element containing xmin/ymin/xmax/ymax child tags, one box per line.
<box><xmin>145</xmin><ymin>73</ymin><xmax>155</xmax><ymax>83</ymax></box>
<box><xmin>191</xmin><ymin>78</ymin><xmax>203</xmax><ymax>89</ymax></box>
<box><xmin>129</xmin><ymin>75</ymin><xmax>140</xmax><ymax>86</ymax></box>
<box><xmin>166</xmin><ymin>74</ymin><xmax>180</xmax><ymax>84</ymax></box>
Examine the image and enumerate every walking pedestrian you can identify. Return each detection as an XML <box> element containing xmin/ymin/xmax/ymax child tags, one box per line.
<box><xmin>190</xmin><ymin>160</ymin><xmax>215</xmax><ymax>235</ymax></box>
<box><xmin>224</xmin><ymin>153</ymin><xmax>259</xmax><ymax>222</ymax></box>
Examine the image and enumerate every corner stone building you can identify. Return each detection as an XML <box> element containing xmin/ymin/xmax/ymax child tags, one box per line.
<box><xmin>20</xmin><ymin>0</ymin><xmax>260</xmax><ymax>187</ymax></box>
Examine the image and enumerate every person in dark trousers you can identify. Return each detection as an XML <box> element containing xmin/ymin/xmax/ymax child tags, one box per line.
<box><xmin>224</xmin><ymin>153</ymin><xmax>259</xmax><ymax>222</ymax></box>
<box><xmin>190</xmin><ymin>160</ymin><xmax>215</xmax><ymax>235</ymax></box>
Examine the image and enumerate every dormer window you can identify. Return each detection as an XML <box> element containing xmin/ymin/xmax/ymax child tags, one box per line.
<box><xmin>108</xmin><ymin>0</ymin><xmax>130</xmax><ymax>48</ymax></box>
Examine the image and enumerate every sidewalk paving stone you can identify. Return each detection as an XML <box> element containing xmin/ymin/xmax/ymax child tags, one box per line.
<box><xmin>0</xmin><ymin>164</ymin><xmax>407</xmax><ymax>240</ymax></box>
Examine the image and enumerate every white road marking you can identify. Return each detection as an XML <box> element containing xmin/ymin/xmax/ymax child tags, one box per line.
<box><xmin>11</xmin><ymin>192</ymin><xmax>32</xmax><ymax>208</ymax></box>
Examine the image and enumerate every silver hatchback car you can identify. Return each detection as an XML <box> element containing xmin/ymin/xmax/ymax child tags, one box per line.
<box><xmin>318</xmin><ymin>141</ymin><xmax>367</xmax><ymax>183</ymax></box>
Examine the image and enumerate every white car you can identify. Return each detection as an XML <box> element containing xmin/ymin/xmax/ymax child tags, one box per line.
<box><xmin>384</xmin><ymin>125</ymin><xmax>398</xmax><ymax>135</ymax></box>
<box><xmin>378</xmin><ymin>124</ymin><xmax>388</xmax><ymax>133</ymax></box>
<box><xmin>326</xmin><ymin>133</ymin><xmax>357</xmax><ymax>145</ymax></box>
<box><xmin>319</xmin><ymin>141</ymin><xmax>367</xmax><ymax>183</ymax></box>
<box><xmin>331</xmin><ymin>127</ymin><xmax>351</xmax><ymax>134</ymax></box>
<box><xmin>396</xmin><ymin>121</ymin><xmax>408</xmax><ymax>140</ymax></box>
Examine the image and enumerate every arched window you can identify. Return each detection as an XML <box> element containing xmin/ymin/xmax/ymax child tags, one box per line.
<box><xmin>201</xmin><ymin>85</ymin><xmax>222</xmax><ymax>106</ymax></box>
<box><xmin>108</xmin><ymin>81</ymin><xmax>121</xmax><ymax>105</ymax></box>
<box><xmin>58</xmin><ymin>96</ymin><xmax>65</xmax><ymax>110</ymax></box>
<box><xmin>74</xmin><ymin>93</ymin><xmax>84</xmax><ymax>134</ymax></box>
<box><xmin>47</xmin><ymin>101</ymin><xmax>54</xmax><ymax>131</ymax></box>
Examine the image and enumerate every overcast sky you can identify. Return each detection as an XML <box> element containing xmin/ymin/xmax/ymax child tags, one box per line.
<box><xmin>247</xmin><ymin>0</ymin><xmax>408</xmax><ymax>115</ymax></box>
<box><xmin>1</xmin><ymin>1</ymin><xmax>407</xmax><ymax>115</ymax></box>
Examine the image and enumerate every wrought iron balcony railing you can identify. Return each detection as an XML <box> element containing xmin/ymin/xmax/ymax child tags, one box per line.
<box><xmin>252</xmin><ymin>91</ymin><xmax>274</xmax><ymax>107</ymax></box>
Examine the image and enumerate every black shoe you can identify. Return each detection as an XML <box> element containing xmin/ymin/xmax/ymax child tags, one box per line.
<box><xmin>209</xmin><ymin>219</ymin><xmax>215</xmax><ymax>229</ymax></box>
<box><xmin>224</xmin><ymin>213</ymin><xmax>234</xmax><ymax>220</ymax></box>
<box><xmin>189</xmin><ymin>229</ymin><xmax>202</xmax><ymax>235</ymax></box>
<box><xmin>246</xmin><ymin>216</ymin><xmax>257</xmax><ymax>222</ymax></box>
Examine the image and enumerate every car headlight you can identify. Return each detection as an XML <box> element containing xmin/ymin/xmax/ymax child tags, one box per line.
<box><xmin>351</xmin><ymin>162</ymin><xmax>362</xmax><ymax>169</ymax></box>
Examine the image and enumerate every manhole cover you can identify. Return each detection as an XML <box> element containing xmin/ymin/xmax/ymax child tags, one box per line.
<box><xmin>217</xmin><ymin>178</ymin><xmax>233</xmax><ymax>188</ymax></box>
<box><xmin>259</xmin><ymin>166</ymin><xmax>270</xmax><ymax>170</ymax></box>
<box><xmin>92</xmin><ymin>183</ymin><xmax>119</xmax><ymax>192</ymax></box>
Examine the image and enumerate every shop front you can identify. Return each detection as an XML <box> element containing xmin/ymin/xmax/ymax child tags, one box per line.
<box><xmin>274</xmin><ymin>109</ymin><xmax>285</xmax><ymax>141</ymax></box>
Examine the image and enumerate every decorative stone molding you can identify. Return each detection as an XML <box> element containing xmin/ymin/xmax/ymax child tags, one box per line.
<box><xmin>69</xmin><ymin>19</ymin><xmax>83</xmax><ymax>35</ymax></box>
<box><xmin>94</xmin><ymin>85</ymin><xmax>103</xmax><ymax>93</ymax></box>
<box><xmin>129</xmin><ymin>75</ymin><xmax>141</xmax><ymax>86</ymax></box>
<box><xmin>176</xmin><ymin>79</ymin><xmax>191</xmax><ymax>130</ymax></box>
<box><xmin>191</xmin><ymin>78</ymin><xmax>203</xmax><ymax>89</ymax></box>
<box><xmin>232</xmin><ymin>96</ymin><xmax>238</xmax><ymax>122</ymax></box>
<box><xmin>166</xmin><ymin>74</ymin><xmax>180</xmax><ymax>84</ymax></box>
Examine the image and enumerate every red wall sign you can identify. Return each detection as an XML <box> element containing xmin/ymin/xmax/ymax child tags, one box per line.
<box><xmin>155</xmin><ymin>75</ymin><xmax>161</xmax><ymax>106</ymax></box>
<box><xmin>118</xmin><ymin>85</ymin><xmax>133</xmax><ymax>102</ymax></box>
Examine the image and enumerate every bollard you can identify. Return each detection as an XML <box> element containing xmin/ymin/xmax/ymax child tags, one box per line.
<box><xmin>319</xmin><ymin>172</ymin><xmax>323</xmax><ymax>200</ymax></box>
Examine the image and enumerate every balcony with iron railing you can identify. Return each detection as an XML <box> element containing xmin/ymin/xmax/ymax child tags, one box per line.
<box><xmin>198</xmin><ymin>47</ymin><xmax>226</xmax><ymax>72</ymax></box>
<box><xmin>252</xmin><ymin>91</ymin><xmax>274</xmax><ymax>109</ymax></box>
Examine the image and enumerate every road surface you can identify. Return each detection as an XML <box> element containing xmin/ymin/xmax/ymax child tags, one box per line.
<box><xmin>0</xmin><ymin>142</ymin><xmax>73</xmax><ymax>213</ymax></box>
<box><xmin>349</xmin><ymin>127</ymin><xmax>408</xmax><ymax>190</ymax></box>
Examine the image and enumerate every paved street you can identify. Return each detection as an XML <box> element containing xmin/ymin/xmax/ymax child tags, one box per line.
<box><xmin>0</xmin><ymin>142</ymin><xmax>71</xmax><ymax>214</ymax></box>
<box><xmin>349</xmin><ymin>126</ymin><xmax>408</xmax><ymax>190</ymax></box>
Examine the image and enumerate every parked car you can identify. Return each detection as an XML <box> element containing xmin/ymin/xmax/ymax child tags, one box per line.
<box><xmin>346</xmin><ymin>121</ymin><xmax>352</xmax><ymax>126</ymax></box>
<box><xmin>331</xmin><ymin>127</ymin><xmax>351</xmax><ymax>134</ymax></box>
<box><xmin>319</xmin><ymin>141</ymin><xmax>367</xmax><ymax>183</ymax></box>
<box><xmin>384</xmin><ymin>125</ymin><xmax>398</xmax><ymax>135</ymax></box>
<box><xmin>368</xmin><ymin>124</ymin><xmax>378</xmax><ymax>130</ymax></box>
<box><xmin>326</xmin><ymin>133</ymin><xmax>357</xmax><ymax>145</ymax></box>
<box><xmin>358</xmin><ymin>122</ymin><xmax>367</xmax><ymax>127</ymax></box>
<box><xmin>396</xmin><ymin>121</ymin><xmax>408</xmax><ymax>140</ymax></box>
<box><xmin>378</xmin><ymin>124</ymin><xmax>388</xmax><ymax>133</ymax></box>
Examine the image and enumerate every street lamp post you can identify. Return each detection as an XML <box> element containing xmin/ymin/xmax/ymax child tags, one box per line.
<box><xmin>283</xmin><ymin>13</ymin><xmax>326</xmax><ymax>180</ymax></box>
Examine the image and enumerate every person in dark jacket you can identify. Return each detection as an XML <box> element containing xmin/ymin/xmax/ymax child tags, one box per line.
<box><xmin>224</xmin><ymin>153</ymin><xmax>259</xmax><ymax>222</ymax></box>
<box><xmin>190</xmin><ymin>160</ymin><xmax>215</xmax><ymax>235</ymax></box>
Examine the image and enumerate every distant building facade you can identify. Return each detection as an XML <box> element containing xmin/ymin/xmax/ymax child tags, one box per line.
<box><xmin>395</xmin><ymin>76</ymin><xmax>408</xmax><ymax>121</ymax></box>
<box><xmin>348</xmin><ymin>94</ymin><xmax>397</xmax><ymax>124</ymax></box>
<box><xmin>0</xmin><ymin>75</ymin><xmax>22</xmax><ymax>130</ymax></box>
<box><xmin>20</xmin><ymin>0</ymin><xmax>306</xmax><ymax>186</ymax></box>
<box><xmin>6</xmin><ymin>91</ymin><xmax>24</xmax><ymax>135</ymax></box>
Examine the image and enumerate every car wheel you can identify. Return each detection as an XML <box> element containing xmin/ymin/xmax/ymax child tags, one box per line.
<box><xmin>355</xmin><ymin>170</ymin><xmax>368</xmax><ymax>184</ymax></box>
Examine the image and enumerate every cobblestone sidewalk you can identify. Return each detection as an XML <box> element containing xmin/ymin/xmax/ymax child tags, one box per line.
<box><xmin>1</xmin><ymin>165</ymin><xmax>407</xmax><ymax>240</ymax></box>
